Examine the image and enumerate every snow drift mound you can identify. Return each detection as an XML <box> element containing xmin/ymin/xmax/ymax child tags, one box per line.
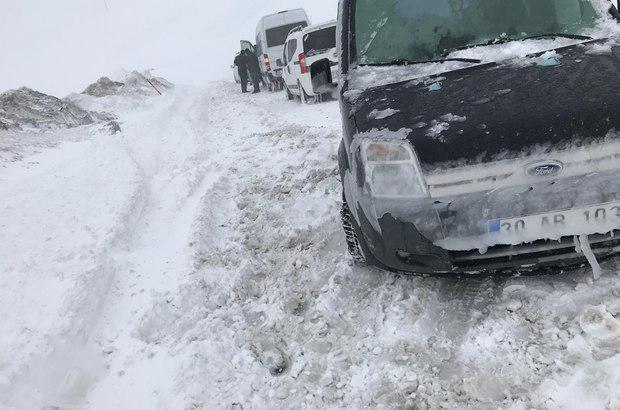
<box><xmin>82</xmin><ymin>77</ymin><xmax>125</xmax><ymax>97</ymax></box>
<box><xmin>82</xmin><ymin>71</ymin><xmax>174</xmax><ymax>97</ymax></box>
<box><xmin>0</xmin><ymin>87</ymin><xmax>110</xmax><ymax>131</ymax></box>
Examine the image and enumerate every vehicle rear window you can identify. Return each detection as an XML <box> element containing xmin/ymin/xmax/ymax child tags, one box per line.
<box><xmin>266</xmin><ymin>22</ymin><xmax>308</xmax><ymax>47</ymax></box>
<box><xmin>303</xmin><ymin>26</ymin><xmax>337</xmax><ymax>56</ymax></box>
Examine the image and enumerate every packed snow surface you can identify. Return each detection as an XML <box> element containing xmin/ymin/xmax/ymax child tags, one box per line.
<box><xmin>0</xmin><ymin>81</ymin><xmax>619</xmax><ymax>409</ymax></box>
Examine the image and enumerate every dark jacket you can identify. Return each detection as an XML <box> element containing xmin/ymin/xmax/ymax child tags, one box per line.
<box><xmin>244</xmin><ymin>50</ymin><xmax>261</xmax><ymax>75</ymax></box>
<box><xmin>234</xmin><ymin>53</ymin><xmax>248</xmax><ymax>75</ymax></box>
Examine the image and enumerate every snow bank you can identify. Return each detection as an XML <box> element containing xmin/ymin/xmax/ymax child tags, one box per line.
<box><xmin>83</xmin><ymin>71</ymin><xmax>174</xmax><ymax>98</ymax></box>
<box><xmin>82</xmin><ymin>77</ymin><xmax>125</xmax><ymax>97</ymax></box>
<box><xmin>0</xmin><ymin>87</ymin><xmax>109</xmax><ymax>131</ymax></box>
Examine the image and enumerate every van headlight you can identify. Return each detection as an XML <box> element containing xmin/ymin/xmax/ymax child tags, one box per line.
<box><xmin>361</xmin><ymin>140</ymin><xmax>429</xmax><ymax>199</ymax></box>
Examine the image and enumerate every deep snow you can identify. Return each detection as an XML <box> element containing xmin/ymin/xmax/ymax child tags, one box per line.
<box><xmin>0</xmin><ymin>81</ymin><xmax>619</xmax><ymax>409</ymax></box>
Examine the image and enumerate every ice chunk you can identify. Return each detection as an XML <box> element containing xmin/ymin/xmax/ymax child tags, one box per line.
<box><xmin>584</xmin><ymin>42</ymin><xmax>613</xmax><ymax>55</ymax></box>
<box><xmin>579</xmin><ymin>305</ymin><xmax>620</xmax><ymax>340</ymax></box>
<box><xmin>368</xmin><ymin>108</ymin><xmax>399</xmax><ymax>120</ymax></box>
<box><xmin>439</xmin><ymin>113</ymin><xmax>466</xmax><ymax>123</ymax></box>
<box><xmin>425</xmin><ymin>120</ymin><xmax>450</xmax><ymax>138</ymax></box>
<box><xmin>535</xmin><ymin>51</ymin><xmax>561</xmax><ymax>67</ymax></box>
<box><xmin>428</xmin><ymin>82</ymin><xmax>442</xmax><ymax>92</ymax></box>
<box><xmin>577</xmin><ymin>234</ymin><xmax>602</xmax><ymax>280</ymax></box>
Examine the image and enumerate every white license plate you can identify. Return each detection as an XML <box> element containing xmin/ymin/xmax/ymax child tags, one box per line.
<box><xmin>489</xmin><ymin>201</ymin><xmax>620</xmax><ymax>235</ymax></box>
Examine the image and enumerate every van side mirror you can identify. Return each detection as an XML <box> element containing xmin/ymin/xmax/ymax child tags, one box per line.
<box><xmin>276</xmin><ymin>58</ymin><xmax>284</xmax><ymax>67</ymax></box>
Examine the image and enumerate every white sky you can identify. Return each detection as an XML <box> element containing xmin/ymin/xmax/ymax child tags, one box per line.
<box><xmin>0</xmin><ymin>0</ymin><xmax>339</xmax><ymax>96</ymax></box>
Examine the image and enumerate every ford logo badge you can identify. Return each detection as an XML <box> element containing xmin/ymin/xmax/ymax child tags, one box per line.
<box><xmin>526</xmin><ymin>160</ymin><xmax>564</xmax><ymax>177</ymax></box>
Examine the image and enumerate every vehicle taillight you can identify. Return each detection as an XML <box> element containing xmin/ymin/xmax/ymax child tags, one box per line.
<box><xmin>264</xmin><ymin>54</ymin><xmax>271</xmax><ymax>71</ymax></box>
<box><xmin>299</xmin><ymin>53</ymin><xmax>309</xmax><ymax>74</ymax></box>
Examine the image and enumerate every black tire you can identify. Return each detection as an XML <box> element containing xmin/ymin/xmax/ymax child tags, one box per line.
<box><xmin>298</xmin><ymin>81</ymin><xmax>315</xmax><ymax>104</ymax></box>
<box><xmin>341</xmin><ymin>199</ymin><xmax>367</xmax><ymax>263</ymax></box>
<box><xmin>286</xmin><ymin>86</ymin><xmax>294</xmax><ymax>100</ymax></box>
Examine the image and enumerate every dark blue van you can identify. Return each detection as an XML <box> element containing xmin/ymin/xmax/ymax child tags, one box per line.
<box><xmin>337</xmin><ymin>0</ymin><xmax>620</xmax><ymax>274</ymax></box>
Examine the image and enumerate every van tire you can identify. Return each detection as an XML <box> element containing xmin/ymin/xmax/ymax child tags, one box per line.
<box><xmin>341</xmin><ymin>198</ymin><xmax>367</xmax><ymax>264</ymax></box>
<box><xmin>286</xmin><ymin>86</ymin><xmax>294</xmax><ymax>100</ymax></box>
<box><xmin>298</xmin><ymin>81</ymin><xmax>315</xmax><ymax>104</ymax></box>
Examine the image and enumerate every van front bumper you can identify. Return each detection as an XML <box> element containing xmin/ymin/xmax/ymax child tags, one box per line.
<box><xmin>356</xmin><ymin>206</ymin><xmax>620</xmax><ymax>274</ymax></box>
<box><xmin>350</xmin><ymin>167</ymin><xmax>620</xmax><ymax>274</ymax></box>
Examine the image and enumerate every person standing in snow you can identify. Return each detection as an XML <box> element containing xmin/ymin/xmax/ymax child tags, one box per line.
<box><xmin>234</xmin><ymin>52</ymin><xmax>249</xmax><ymax>93</ymax></box>
<box><xmin>244</xmin><ymin>49</ymin><xmax>261</xmax><ymax>94</ymax></box>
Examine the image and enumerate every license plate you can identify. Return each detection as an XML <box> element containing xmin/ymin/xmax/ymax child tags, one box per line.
<box><xmin>489</xmin><ymin>201</ymin><xmax>620</xmax><ymax>235</ymax></box>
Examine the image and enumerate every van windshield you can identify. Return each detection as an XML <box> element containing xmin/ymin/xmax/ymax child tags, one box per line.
<box><xmin>303</xmin><ymin>26</ymin><xmax>337</xmax><ymax>56</ymax></box>
<box><xmin>355</xmin><ymin>0</ymin><xmax>599</xmax><ymax>65</ymax></box>
<box><xmin>266</xmin><ymin>22</ymin><xmax>308</xmax><ymax>47</ymax></box>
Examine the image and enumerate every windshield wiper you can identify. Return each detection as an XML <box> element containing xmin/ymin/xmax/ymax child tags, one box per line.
<box><xmin>365</xmin><ymin>57</ymin><xmax>481</xmax><ymax>66</ymax></box>
<box><xmin>522</xmin><ymin>33</ymin><xmax>592</xmax><ymax>41</ymax></box>
<box><xmin>441</xmin><ymin>37</ymin><xmax>515</xmax><ymax>57</ymax></box>
<box><xmin>442</xmin><ymin>33</ymin><xmax>592</xmax><ymax>57</ymax></box>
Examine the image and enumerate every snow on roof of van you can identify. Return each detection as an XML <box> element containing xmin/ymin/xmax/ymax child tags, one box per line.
<box><xmin>260</xmin><ymin>8</ymin><xmax>309</xmax><ymax>29</ymax></box>
<box><xmin>302</xmin><ymin>20</ymin><xmax>337</xmax><ymax>34</ymax></box>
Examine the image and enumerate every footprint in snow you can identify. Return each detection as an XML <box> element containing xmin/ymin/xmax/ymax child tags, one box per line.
<box><xmin>250</xmin><ymin>339</ymin><xmax>289</xmax><ymax>377</ymax></box>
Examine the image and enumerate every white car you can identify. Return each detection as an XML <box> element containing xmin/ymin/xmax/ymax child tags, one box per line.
<box><xmin>282</xmin><ymin>21</ymin><xmax>339</xmax><ymax>103</ymax></box>
<box><xmin>255</xmin><ymin>9</ymin><xmax>310</xmax><ymax>91</ymax></box>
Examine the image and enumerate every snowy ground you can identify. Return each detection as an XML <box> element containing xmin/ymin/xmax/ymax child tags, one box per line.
<box><xmin>1</xmin><ymin>82</ymin><xmax>619</xmax><ymax>409</ymax></box>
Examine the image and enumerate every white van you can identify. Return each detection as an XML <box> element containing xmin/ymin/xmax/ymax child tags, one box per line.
<box><xmin>282</xmin><ymin>21</ymin><xmax>339</xmax><ymax>103</ymax></box>
<box><xmin>255</xmin><ymin>9</ymin><xmax>310</xmax><ymax>91</ymax></box>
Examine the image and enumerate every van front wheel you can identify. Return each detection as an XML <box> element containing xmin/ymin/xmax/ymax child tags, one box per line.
<box><xmin>298</xmin><ymin>81</ymin><xmax>315</xmax><ymax>104</ymax></box>
<box><xmin>341</xmin><ymin>199</ymin><xmax>367</xmax><ymax>264</ymax></box>
<box><xmin>285</xmin><ymin>86</ymin><xmax>294</xmax><ymax>100</ymax></box>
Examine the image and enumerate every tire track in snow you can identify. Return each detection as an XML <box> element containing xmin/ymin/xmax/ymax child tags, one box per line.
<box><xmin>78</xmin><ymin>88</ymin><xmax>229</xmax><ymax>408</ymax></box>
<box><xmin>0</xmin><ymin>131</ymin><xmax>145</xmax><ymax>408</ymax></box>
<box><xmin>3</xmin><ymin>87</ymin><xmax>225</xmax><ymax>408</ymax></box>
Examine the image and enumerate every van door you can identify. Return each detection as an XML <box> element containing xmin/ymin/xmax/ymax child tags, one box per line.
<box><xmin>282</xmin><ymin>40</ymin><xmax>291</xmax><ymax>86</ymax></box>
<box><xmin>284</xmin><ymin>38</ymin><xmax>298</xmax><ymax>87</ymax></box>
<box><xmin>240</xmin><ymin>40</ymin><xmax>254</xmax><ymax>52</ymax></box>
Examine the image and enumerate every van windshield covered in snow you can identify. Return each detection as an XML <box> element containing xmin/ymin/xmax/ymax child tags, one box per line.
<box><xmin>355</xmin><ymin>0</ymin><xmax>599</xmax><ymax>64</ymax></box>
<box><xmin>267</xmin><ymin>22</ymin><xmax>308</xmax><ymax>47</ymax></box>
<box><xmin>303</xmin><ymin>26</ymin><xmax>337</xmax><ymax>56</ymax></box>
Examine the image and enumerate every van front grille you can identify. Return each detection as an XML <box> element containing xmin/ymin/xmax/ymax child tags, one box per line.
<box><xmin>449</xmin><ymin>230</ymin><xmax>620</xmax><ymax>273</ymax></box>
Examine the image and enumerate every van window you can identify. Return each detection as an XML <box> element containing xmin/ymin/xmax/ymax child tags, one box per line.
<box><xmin>286</xmin><ymin>39</ymin><xmax>298</xmax><ymax>63</ymax></box>
<box><xmin>240</xmin><ymin>40</ymin><xmax>254</xmax><ymax>52</ymax></box>
<box><xmin>303</xmin><ymin>26</ymin><xmax>336</xmax><ymax>57</ymax></box>
<box><xmin>355</xmin><ymin>0</ymin><xmax>599</xmax><ymax>65</ymax></box>
<box><xmin>256</xmin><ymin>34</ymin><xmax>262</xmax><ymax>55</ymax></box>
<box><xmin>266</xmin><ymin>22</ymin><xmax>308</xmax><ymax>47</ymax></box>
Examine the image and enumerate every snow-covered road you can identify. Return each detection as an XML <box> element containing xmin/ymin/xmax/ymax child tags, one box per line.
<box><xmin>1</xmin><ymin>82</ymin><xmax>619</xmax><ymax>409</ymax></box>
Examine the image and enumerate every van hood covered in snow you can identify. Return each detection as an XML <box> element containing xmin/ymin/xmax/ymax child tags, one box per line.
<box><xmin>343</xmin><ymin>40</ymin><xmax>620</xmax><ymax>251</ymax></box>
<box><xmin>348</xmin><ymin>40</ymin><xmax>620</xmax><ymax>172</ymax></box>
